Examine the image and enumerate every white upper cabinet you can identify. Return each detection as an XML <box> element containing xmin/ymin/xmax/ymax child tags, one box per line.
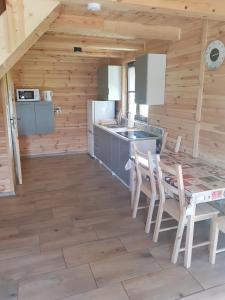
<box><xmin>97</xmin><ymin>65</ymin><xmax>122</xmax><ymax>101</ymax></box>
<box><xmin>135</xmin><ymin>54</ymin><xmax>166</xmax><ymax>106</ymax></box>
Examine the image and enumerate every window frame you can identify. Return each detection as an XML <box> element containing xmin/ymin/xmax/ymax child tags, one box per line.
<box><xmin>127</xmin><ymin>61</ymin><xmax>148</xmax><ymax>124</ymax></box>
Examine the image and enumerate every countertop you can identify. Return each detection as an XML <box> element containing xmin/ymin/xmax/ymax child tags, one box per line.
<box><xmin>94</xmin><ymin>124</ymin><xmax>160</xmax><ymax>142</ymax></box>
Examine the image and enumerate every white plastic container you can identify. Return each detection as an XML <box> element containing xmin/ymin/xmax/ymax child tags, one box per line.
<box><xmin>43</xmin><ymin>91</ymin><xmax>53</xmax><ymax>102</ymax></box>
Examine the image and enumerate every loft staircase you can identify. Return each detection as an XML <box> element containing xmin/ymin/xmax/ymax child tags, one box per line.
<box><xmin>0</xmin><ymin>0</ymin><xmax>60</xmax><ymax>79</ymax></box>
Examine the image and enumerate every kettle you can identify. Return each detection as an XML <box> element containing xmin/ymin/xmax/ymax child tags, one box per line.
<box><xmin>43</xmin><ymin>91</ymin><xmax>53</xmax><ymax>102</ymax></box>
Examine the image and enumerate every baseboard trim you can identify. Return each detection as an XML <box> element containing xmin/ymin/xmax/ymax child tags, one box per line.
<box><xmin>0</xmin><ymin>191</ymin><xmax>16</xmax><ymax>197</ymax></box>
<box><xmin>21</xmin><ymin>150</ymin><xmax>88</xmax><ymax>159</ymax></box>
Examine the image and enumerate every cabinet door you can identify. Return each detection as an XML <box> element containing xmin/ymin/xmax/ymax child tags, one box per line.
<box><xmin>119</xmin><ymin>139</ymin><xmax>130</xmax><ymax>185</ymax></box>
<box><xmin>94</xmin><ymin>127</ymin><xmax>112</xmax><ymax>168</ymax></box>
<box><xmin>94</xmin><ymin>126</ymin><xmax>102</xmax><ymax>159</ymax></box>
<box><xmin>97</xmin><ymin>66</ymin><xmax>109</xmax><ymax>100</ymax></box>
<box><xmin>108</xmin><ymin>66</ymin><xmax>122</xmax><ymax>101</ymax></box>
<box><xmin>135</xmin><ymin>55</ymin><xmax>148</xmax><ymax>105</ymax></box>
<box><xmin>35</xmin><ymin>102</ymin><xmax>54</xmax><ymax>134</ymax></box>
<box><xmin>100</xmin><ymin>129</ymin><xmax>111</xmax><ymax>167</ymax></box>
<box><xmin>16</xmin><ymin>102</ymin><xmax>36</xmax><ymax>136</ymax></box>
<box><xmin>110</xmin><ymin>134</ymin><xmax>120</xmax><ymax>175</ymax></box>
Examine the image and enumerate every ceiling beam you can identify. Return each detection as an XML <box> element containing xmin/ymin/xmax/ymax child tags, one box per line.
<box><xmin>109</xmin><ymin>0</ymin><xmax>225</xmax><ymax>21</ymax></box>
<box><xmin>34</xmin><ymin>33</ymin><xmax>145</xmax><ymax>52</ymax></box>
<box><xmin>50</xmin><ymin>15</ymin><xmax>181</xmax><ymax>41</ymax></box>
<box><xmin>6</xmin><ymin>0</ymin><xmax>25</xmax><ymax>50</ymax></box>
<box><xmin>28</xmin><ymin>48</ymin><xmax>126</xmax><ymax>59</ymax></box>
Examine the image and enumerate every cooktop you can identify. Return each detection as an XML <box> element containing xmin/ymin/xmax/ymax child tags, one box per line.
<box><xmin>116</xmin><ymin>131</ymin><xmax>158</xmax><ymax>140</ymax></box>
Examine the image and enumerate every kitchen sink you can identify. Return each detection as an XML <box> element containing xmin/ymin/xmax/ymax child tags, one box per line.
<box><xmin>116</xmin><ymin>130</ymin><xmax>159</xmax><ymax>140</ymax></box>
<box><xmin>104</xmin><ymin>124</ymin><xmax>125</xmax><ymax>129</ymax></box>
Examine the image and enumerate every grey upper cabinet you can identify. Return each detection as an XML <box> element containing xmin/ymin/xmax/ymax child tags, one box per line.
<box><xmin>16</xmin><ymin>102</ymin><xmax>54</xmax><ymax>136</ymax></box>
<box><xmin>16</xmin><ymin>102</ymin><xmax>36</xmax><ymax>136</ymax></box>
<box><xmin>135</xmin><ymin>54</ymin><xmax>166</xmax><ymax>106</ymax></box>
<box><xmin>97</xmin><ymin>65</ymin><xmax>122</xmax><ymax>101</ymax></box>
<box><xmin>97</xmin><ymin>67</ymin><xmax>109</xmax><ymax>100</ymax></box>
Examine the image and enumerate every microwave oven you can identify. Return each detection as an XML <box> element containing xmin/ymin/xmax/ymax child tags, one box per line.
<box><xmin>16</xmin><ymin>89</ymin><xmax>40</xmax><ymax>102</ymax></box>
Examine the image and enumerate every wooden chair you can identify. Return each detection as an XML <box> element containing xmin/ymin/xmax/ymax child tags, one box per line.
<box><xmin>209</xmin><ymin>216</ymin><xmax>225</xmax><ymax>264</ymax></box>
<box><xmin>131</xmin><ymin>145</ymin><xmax>171</xmax><ymax>234</ymax></box>
<box><xmin>153</xmin><ymin>154</ymin><xmax>219</xmax><ymax>266</ymax></box>
<box><xmin>161</xmin><ymin>132</ymin><xmax>182</xmax><ymax>154</ymax></box>
<box><xmin>132</xmin><ymin>145</ymin><xmax>156</xmax><ymax>227</ymax></box>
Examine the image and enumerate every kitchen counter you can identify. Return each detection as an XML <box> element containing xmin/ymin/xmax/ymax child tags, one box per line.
<box><xmin>95</xmin><ymin>124</ymin><xmax>160</xmax><ymax>142</ymax></box>
<box><xmin>93</xmin><ymin>124</ymin><xmax>160</xmax><ymax>188</ymax></box>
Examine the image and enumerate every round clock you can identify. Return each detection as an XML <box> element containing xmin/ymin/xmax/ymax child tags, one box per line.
<box><xmin>205</xmin><ymin>40</ymin><xmax>225</xmax><ymax>70</ymax></box>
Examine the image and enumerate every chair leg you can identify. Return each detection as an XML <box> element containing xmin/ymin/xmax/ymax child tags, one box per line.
<box><xmin>209</xmin><ymin>219</ymin><xmax>219</xmax><ymax>264</ymax></box>
<box><xmin>171</xmin><ymin>214</ymin><xmax>186</xmax><ymax>264</ymax></box>
<box><xmin>184</xmin><ymin>215</ymin><xmax>195</xmax><ymax>269</ymax></box>
<box><xmin>153</xmin><ymin>198</ymin><xmax>164</xmax><ymax>242</ymax></box>
<box><xmin>131</xmin><ymin>167</ymin><xmax>137</xmax><ymax>209</ymax></box>
<box><xmin>132</xmin><ymin>183</ymin><xmax>141</xmax><ymax>219</ymax></box>
<box><xmin>145</xmin><ymin>194</ymin><xmax>156</xmax><ymax>234</ymax></box>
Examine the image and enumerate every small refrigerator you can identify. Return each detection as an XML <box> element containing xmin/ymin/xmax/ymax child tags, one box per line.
<box><xmin>87</xmin><ymin>100</ymin><xmax>115</xmax><ymax>157</ymax></box>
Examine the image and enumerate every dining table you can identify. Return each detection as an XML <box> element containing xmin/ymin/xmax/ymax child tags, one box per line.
<box><xmin>128</xmin><ymin>150</ymin><xmax>225</xmax><ymax>268</ymax></box>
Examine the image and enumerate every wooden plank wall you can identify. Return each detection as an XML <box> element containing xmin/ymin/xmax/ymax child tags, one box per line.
<box><xmin>199</xmin><ymin>21</ymin><xmax>225</xmax><ymax>165</ymax></box>
<box><xmin>148</xmin><ymin>20</ymin><xmax>203</xmax><ymax>154</ymax></box>
<box><xmin>148</xmin><ymin>20</ymin><xmax>225</xmax><ymax>165</ymax></box>
<box><xmin>11</xmin><ymin>34</ymin><xmax>118</xmax><ymax>156</ymax></box>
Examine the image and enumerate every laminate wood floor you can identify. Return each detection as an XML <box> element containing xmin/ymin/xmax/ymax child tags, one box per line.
<box><xmin>0</xmin><ymin>154</ymin><xmax>225</xmax><ymax>299</ymax></box>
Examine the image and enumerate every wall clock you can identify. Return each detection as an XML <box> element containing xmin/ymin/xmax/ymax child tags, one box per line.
<box><xmin>205</xmin><ymin>40</ymin><xmax>225</xmax><ymax>70</ymax></box>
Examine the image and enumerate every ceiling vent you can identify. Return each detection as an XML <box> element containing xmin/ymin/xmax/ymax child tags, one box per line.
<box><xmin>74</xmin><ymin>47</ymin><xmax>82</xmax><ymax>53</ymax></box>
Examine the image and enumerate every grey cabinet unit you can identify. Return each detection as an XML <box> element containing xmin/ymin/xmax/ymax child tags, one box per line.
<box><xmin>16</xmin><ymin>102</ymin><xmax>36</xmax><ymax>136</ymax></box>
<box><xmin>118</xmin><ymin>139</ymin><xmax>130</xmax><ymax>185</ymax></box>
<box><xmin>94</xmin><ymin>125</ymin><xmax>130</xmax><ymax>186</ymax></box>
<box><xmin>110</xmin><ymin>134</ymin><xmax>120</xmax><ymax>175</ymax></box>
<box><xmin>16</xmin><ymin>102</ymin><xmax>54</xmax><ymax>136</ymax></box>
<box><xmin>97</xmin><ymin>67</ymin><xmax>109</xmax><ymax>100</ymax></box>
<box><xmin>135</xmin><ymin>54</ymin><xmax>166</xmax><ymax>106</ymax></box>
<box><xmin>35</xmin><ymin>102</ymin><xmax>54</xmax><ymax>134</ymax></box>
<box><xmin>97</xmin><ymin>65</ymin><xmax>122</xmax><ymax>101</ymax></box>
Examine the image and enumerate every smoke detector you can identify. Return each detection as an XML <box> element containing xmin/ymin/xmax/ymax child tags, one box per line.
<box><xmin>88</xmin><ymin>2</ymin><xmax>101</xmax><ymax>12</ymax></box>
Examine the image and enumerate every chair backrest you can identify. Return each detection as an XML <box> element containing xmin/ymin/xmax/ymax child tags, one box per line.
<box><xmin>156</xmin><ymin>154</ymin><xmax>185</xmax><ymax>212</ymax></box>
<box><xmin>160</xmin><ymin>132</ymin><xmax>182</xmax><ymax>154</ymax></box>
<box><xmin>132</xmin><ymin>144</ymin><xmax>156</xmax><ymax>197</ymax></box>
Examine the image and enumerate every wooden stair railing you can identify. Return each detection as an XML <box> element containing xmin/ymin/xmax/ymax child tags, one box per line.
<box><xmin>0</xmin><ymin>0</ymin><xmax>6</xmax><ymax>15</ymax></box>
<box><xmin>0</xmin><ymin>0</ymin><xmax>60</xmax><ymax>80</ymax></box>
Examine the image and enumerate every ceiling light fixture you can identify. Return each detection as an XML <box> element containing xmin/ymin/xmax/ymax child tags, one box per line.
<box><xmin>87</xmin><ymin>2</ymin><xmax>101</xmax><ymax>12</ymax></box>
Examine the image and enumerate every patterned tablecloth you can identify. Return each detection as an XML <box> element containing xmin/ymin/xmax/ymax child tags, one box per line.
<box><xmin>134</xmin><ymin>151</ymin><xmax>225</xmax><ymax>214</ymax></box>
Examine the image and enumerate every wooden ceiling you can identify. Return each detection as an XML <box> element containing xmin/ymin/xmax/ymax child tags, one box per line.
<box><xmin>33</xmin><ymin>0</ymin><xmax>207</xmax><ymax>59</ymax></box>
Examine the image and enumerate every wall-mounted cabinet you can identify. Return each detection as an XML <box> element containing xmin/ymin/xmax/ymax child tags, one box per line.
<box><xmin>16</xmin><ymin>102</ymin><xmax>54</xmax><ymax>136</ymax></box>
<box><xmin>135</xmin><ymin>54</ymin><xmax>166</xmax><ymax>106</ymax></box>
<box><xmin>97</xmin><ymin>65</ymin><xmax>122</xmax><ymax>101</ymax></box>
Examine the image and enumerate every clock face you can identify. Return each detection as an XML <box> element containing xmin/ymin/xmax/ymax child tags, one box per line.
<box><xmin>205</xmin><ymin>40</ymin><xmax>225</xmax><ymax>70</ymax></box>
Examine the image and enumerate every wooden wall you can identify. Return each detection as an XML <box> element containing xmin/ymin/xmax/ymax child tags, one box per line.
<box><xmin>199</xmin><ymin>21</ymin><xmax>225</xmax><ymax>165</ymax></box>
<box><xmin>12</xmin><ymin>33</ymin><xmax>118</xmax><ymax>157</ymax></box>
<box><xmin>148</xmin><ymin>20</ymin><xmax>203</xmax><ymax>153</ymax></box>
<box><xmin>11</xmin><ymin>19</ymin><xmax>225</xmax><ymax>164</ymax></box>
<box><xmin>148</xmin><ymin>20</ymin><xmax>225</xmax><ymax>165</ymax></box>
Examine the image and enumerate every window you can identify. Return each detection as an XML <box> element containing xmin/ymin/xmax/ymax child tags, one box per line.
<box><xmin>127</xmin><ymin>62</ymin><xmax>148</xmax><ymax>123</ymax></box>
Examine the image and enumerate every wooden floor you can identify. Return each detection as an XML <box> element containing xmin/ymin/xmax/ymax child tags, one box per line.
<box><xmin>1</xmin><ymin>154</ymin><xmax>225</xmax><ymax>300</ymax></box>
